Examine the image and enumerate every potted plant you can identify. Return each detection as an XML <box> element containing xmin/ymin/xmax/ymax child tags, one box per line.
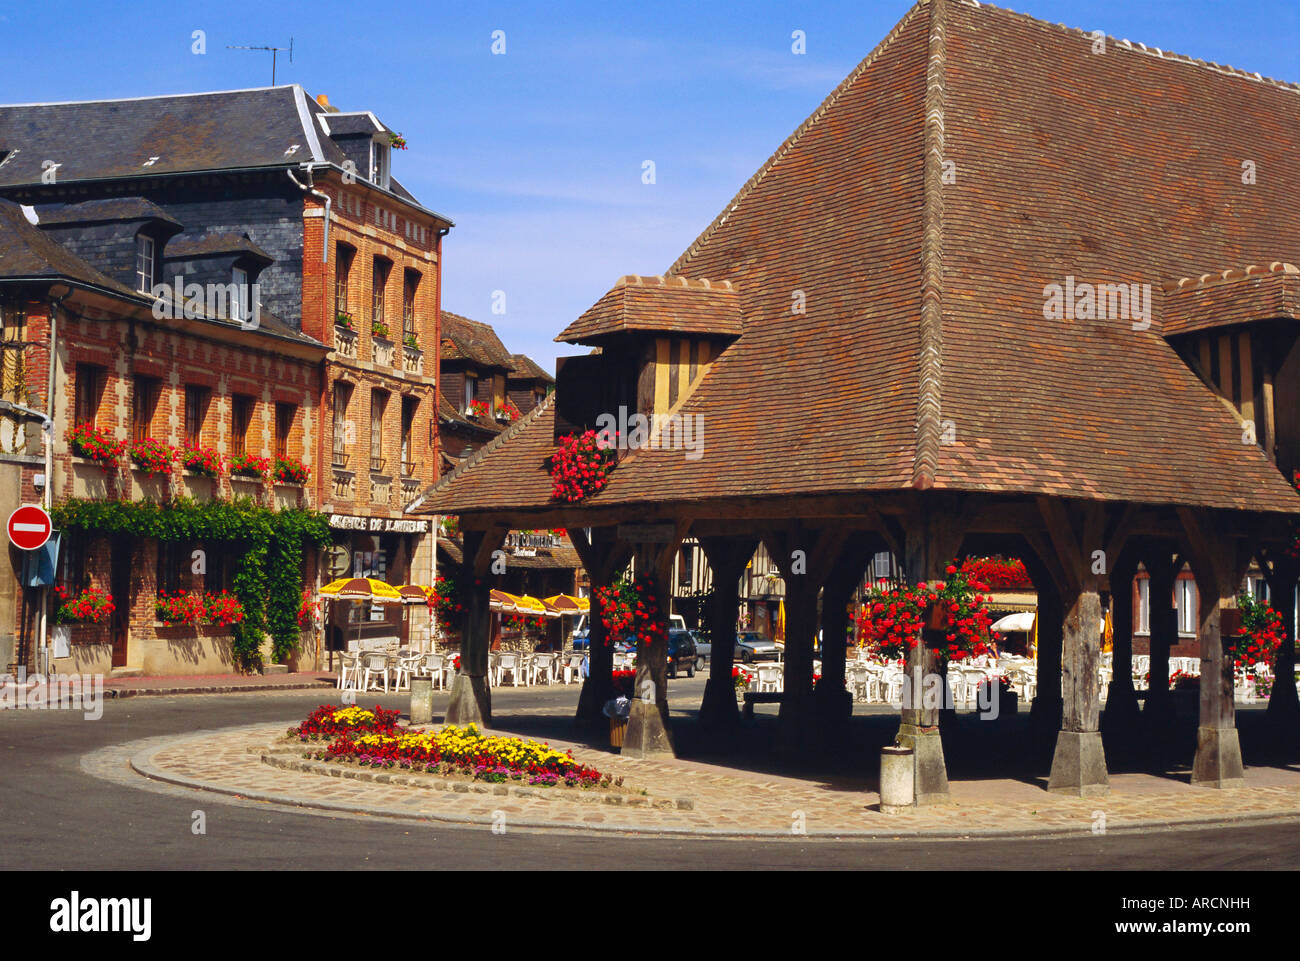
<box><xmin>66</xmin><ymin>423</ymin><xmax>125</xmax><ymax>468</ymax></box>
<box><xmin>129</xmin><ymin>437</ymin><xmax>177</xmax><ymax>475</ymax></box>
<box><xmin>229</xmin><ymin>452</ymin><xmax>271</xmax><ymax>479</ymax></box>
<box><xmin>389</xmin><ymin>132</ymin><xmax>408</xmax><ymax>150</ymax></box>
<box><xmin>336</xmin><ymin>310</ymin><xmax>354</xmax><ymax>330</ymax></box>
<box><xmin>550</xmin><ymin>429</ymin><xmax>616</xmax><ymax>503</ymax></box>
<box><xmin>182</xmin><ymin>444</ymin><xmax>222</xmax><ymax>477</ymax></box>
<box><xmin>54</xmin><ymin>584</ymin><xmax>115</xmax><ymax>624</ymax></box>
<box><xmin>273</xmin><ymin>457</ymin><xmax>310</xmax><ymax>485</ymax></box>
<box><xmin>372</xmin><ymin>319</ymin><xmax>390</xmax><ymax>339</ymax></box>
<box><xmin>467</xmin><ymin>399</ymin><xmax>491</xmax><ymax>418</ymax></box>
<box><xmin>403</xmin><ymin>332</ymin><xmax>419</xmax><ymax>349</ymax></box>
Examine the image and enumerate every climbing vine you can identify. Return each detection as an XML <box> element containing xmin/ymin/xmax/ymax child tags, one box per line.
<box><xmin>51</xmin><ymin>497</ymin><xmax>330</xmax><ymax>672</ymax></box>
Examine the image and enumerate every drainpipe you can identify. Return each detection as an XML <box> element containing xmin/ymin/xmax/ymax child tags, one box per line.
<box><xmin>287</xmin><ymin>165</ymin><xmax>331</xmax><ymax>262</ymax></box>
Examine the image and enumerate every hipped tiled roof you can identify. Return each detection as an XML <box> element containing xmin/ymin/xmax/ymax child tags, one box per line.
<box><xmin>556</xmin><ymin>275</ymin><xmax>742</xmax><ymax>344</ymax></box>
<box><xmin>0</xmin><ymin>199</ymin><xmax>143</xmax><ymax>296</ymax></box>
<box><xmin>1161</xmin><ymin>263</ymin><xmax>1300</xmax><ymax>337</ymax></box>
<box><xmin>440</xmin><ymin>310</ymin><xmax>514</xmax><ymax>369</ymax></box>
<box><xmin>508</xmin><ymin>353</ymin><xmax>554</xmax><ymax>383</ymax></box>
<box><xmin>419</xmin><ymin>0</ymin><xmax>1300</xmax><ymax>517</ymax></box>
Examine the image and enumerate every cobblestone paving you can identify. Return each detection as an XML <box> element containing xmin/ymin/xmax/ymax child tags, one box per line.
<box><xmin>110</xmin><ymin>722</ymin><xmax>1300</xmax><ymax>839</ymax></box>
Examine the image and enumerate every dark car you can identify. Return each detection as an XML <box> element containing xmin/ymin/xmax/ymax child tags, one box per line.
<box><xmin>569</xmin><ymin>629</ymin><xmax>591</xmax><ymax>651</ymax></box>
<box><xmin>666</xmin><ymin>629</ymin><xmax>698</xmax><ymax>678</ymax></box>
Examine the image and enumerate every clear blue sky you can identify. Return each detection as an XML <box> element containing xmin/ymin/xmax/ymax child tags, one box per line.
<box><xmin>2</xmin><ymin>1</ymin><xmax>1296</xmax><ymax>370</ymax></box>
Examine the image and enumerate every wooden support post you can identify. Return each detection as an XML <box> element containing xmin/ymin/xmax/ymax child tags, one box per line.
<box><xmin>1179</xmin><ymin>508</ymin><xmax>1249</xmax><ymax>788</ymax></box>
<box><xmin>1039</xmin><ymin>498</ymin><xmax>1108</xmax><ymax>796</ymax></box>
<box><xmin>697</xmin><ymin>536</ymin><xmax>758</xmax><ymax>733</ymax></box>
<box><xmin>623</xmin><ymin>526</ymin><xmax>690</xmax><ymax>759</ymax></box>
<box><xmin>813</xmin><ymin>544</ymin><xmax>873</xmax><ymax>745</ymax></box>
<box><xmin>571</xmin><ymin>527</ymin><xmax>631</xmax><ymax>728</ymax></box>
<box><xmin>1028</xmin><ymin>580</ymin><xmax>1063</xmax><ymax>734</ymax></box>
<box><xmin>1144</xmin><ymin>555</ymin><xmax>1180</xmax><ymax>724</ymax></box>
<box><xmin>1263</xmin><ymin>554</ymin><xmax>1300</xmax><ymax>729</ymax></box>
<box><xmin>1101</xmin><ymin>551</ymin><xmax>1141</xmax><ymax>734</ymax></box>
<box><xmin>895</xmin><ymin>509</ymin><xmax>963</xmax><ymax>805</ymax></box>
<box><xmin>445</xmin><ymin>526</ymin><xmax>507</xmax><ymax>727</ymax></box>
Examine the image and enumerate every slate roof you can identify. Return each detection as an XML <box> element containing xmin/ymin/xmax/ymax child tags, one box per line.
<box><xmin>1161</xmin><ymin>263</ymin><xmax>1300</xmax><ymax>337</ymax></box>
<box><xmin>441</xmin><ymin>310</ymin><xmax>514</xmax><ymax>369</ymax></box>
<box><xmin>508</xmin><ymin>353</ymin><xmax>554</xmax><ymax>384</ymax></box>
<box><xmin>36</xmin><ymin>197</ymin><xmax>181</xmax><ymax>228</ymax></box>
<box><xmin>0</xmin><ymin>86</ymin><xmax>448</xmax><ymax>223</ymax></box>
<box><xmin>556</xmin><ymin>275</ymin><xmax>743</xmax><ymax>344</ymax></box>
<box><xmin>419</xmin><ymin>0</ymin><xmax>1300</xmax><ymax>518</ymax></box>
<box><xmin>0</xmin><ymin>199</ymin><xmax>144</xmax><ymax>297</ymax></box>
<box><xmin>164</xmin><ymin>232</ymin><xmax>275</xmax><ymax>264</ymax></box>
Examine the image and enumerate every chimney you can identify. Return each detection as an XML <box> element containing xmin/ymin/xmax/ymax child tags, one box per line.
<box><xmin>316</xmin><ymin>93</ymin><xmax>335</xmax><ymax>111</ymax></box>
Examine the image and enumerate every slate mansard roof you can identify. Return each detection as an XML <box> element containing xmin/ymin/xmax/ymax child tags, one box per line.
<box><xmin>0</xmin><ymin>86</ymin><xmax>451</xmax><ymax>225</ymax></box>
<box><xmin>420</xmin><ymin>0</ymin><xmax>1300</xmax><ymax>517</ymax></box>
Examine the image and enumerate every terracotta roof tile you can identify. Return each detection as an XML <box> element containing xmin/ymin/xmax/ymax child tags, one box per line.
<box><xmin>556</xmin><ymin>275</ymin><xmax>742</xmax><ymax>343</ymax></box>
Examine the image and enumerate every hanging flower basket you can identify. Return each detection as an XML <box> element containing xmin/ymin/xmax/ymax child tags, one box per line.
<box><xmin>594</xmin><ymin>573</ymin><xmax>665</xmax><ymax>647</ymax></box>
<box><xmin>550</xmin><ymin>429</ymin><xmax>615</xmax><ymax>503</ymax></box>
<box><xmin>855</xmin><ymin>562</ymin><xmax>999</xmax><ymax>663</ymax></box>
<box><xmin>1231</xmin><ymin>593</ymin><xmax>1284</xmax><ymax>671</ymax></box>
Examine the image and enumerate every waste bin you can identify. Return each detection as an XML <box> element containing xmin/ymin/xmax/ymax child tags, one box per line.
<box><xmin>879</xmin><ymin>744</ymin><xmax>915</xmax><ymax>813</ymax></box>
<box><xmin>609</xmin><ymin>717</ymin><xmax>628</xmax><ymax>748</ymax></box>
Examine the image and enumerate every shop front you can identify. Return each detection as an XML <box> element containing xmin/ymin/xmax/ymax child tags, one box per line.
<box><xmin>324</xmin><ymin>513</ymin><xmax>432</xmax><ymax>652</ymax></box>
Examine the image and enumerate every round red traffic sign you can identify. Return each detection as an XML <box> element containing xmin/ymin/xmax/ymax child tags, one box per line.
<box><xmin>7</xmin><ymin>504</ymin><xmax>52</xmax><ymax>550</ymax></box>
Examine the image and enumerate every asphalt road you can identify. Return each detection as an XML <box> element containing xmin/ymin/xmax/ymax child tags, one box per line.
<box><xmin>2</xmin><ymin>683</ymin><xmax>1300</xmax><ymax>871</ymax></box>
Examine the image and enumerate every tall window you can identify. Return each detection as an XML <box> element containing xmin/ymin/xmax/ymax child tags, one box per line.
<box><xmin>1175</xmin><ymin>578</ymin><xmax>1199</xmax><ymax>635</ymax></box>
<box><xmin>74</xmin><ymin>365</ymin><xmax>104</xmax><ymax>428</ymax></box>
<box><xmin>370</xmin><ymin>390</ymin><xmax>388</xmax><ymax>472</ymax></box>
<box><xmin>332</xmin><ymin>381</ymin><xmax>353</xmax><ymax>467</ymax></box>
<box><xmin>275</xmin><ymin>403</ymin><xmax>295</xmax><ymax>461</ymax></box>
<box><xmin>232</xmin><ymin>395</ymin><xmax>255</xmax><ymax>456</ymax></box>
<box><xmin>400</xmin><ymin>396</ymin><xmax>417</xmax><ymax>475</ymax></box>
<box><xmin>402</xmin><ymin>269</ymin><xmax>420</xmax><ymax>338</ymax></box>
<box><xmin>135</xmin><ymin>234</ymin><xmax>156</xmax><ymax>293</ymax></box>
<box><xmin>156</xmin><ymin>540</ymin><xmax>184</xmax><ymax>596</ymax></box>
<box><xmin>60</xmin><ymin>533</ymin><xmax>88</xmax><ymax>595</ymax></box>
<box><xmin>335</xmin><ymin>244</ymin><xmax>354</xmax><ymax>319</ymax></box>
<box><xmin>372</xmin><ymin>258</ymin><xmax>391</xmax><ymax>330</ymax></box>
<box><xmin>132</xmin><ymin>376</ymin><xmax>160</xmax><ymax>443</ymax></box>
<box><xmin>184</xmin><ymin>386</ymin><xmax>209</xmax><ymax>448</ymax></box>
<box><xmin>463</xmin><ymin>375</ymin><xmax>477</xmax><ymax>413</ymax></box>
<box><xmin>1137</xmin><ymin>577</ymin><xmax>1151</xmax><ymax>634</ymax></box>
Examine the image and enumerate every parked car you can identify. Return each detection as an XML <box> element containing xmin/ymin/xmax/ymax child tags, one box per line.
<box><xmin>690</xmin><ymin>629</ymin><xmax>711</xmax><ymax>668</ymax></box>
<box><xmin>666</xmin><ymin>629</ymin><xmax>698</xmax><ymax>679</ymax></box>
<box><xmin>735</xmin><ymin>630</ymin><xmax>780</xmax><ymax>663</ymax></box>
<box><xmin>569</xmin><ymin>629</ymin><xmax>590</xmax><ymax>651</ymax></box>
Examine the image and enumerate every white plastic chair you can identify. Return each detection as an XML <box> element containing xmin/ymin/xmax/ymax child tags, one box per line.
<box><xmin>530</xmin><ymin>653</ymin><xmax>556</xmax><ymax>685</ymax></box>
<box><xmin>756</xmin><ymin>665</ymin><xmax>782</xmax><ymax>693</ymax></box>
<box><xmin>361</xmin><ymin>653</ymin><xmax>390</xmax><ymax>693</ymax></box>
<box><xmin>393</xmin><ymin>654</ymin><xmax>420</xmax><ymax>692</ymax></box>
<box><xmin>421</xmin><ymin>653</ymin><xmax>447</xmax><ymax>690</ymax></box>
<box><xmin>562</xmin><ymin>653</ymin><xmax>585</xmax><ymax>684</ymax></box>
<box><xmin>337</xmin><ymin>652</ymin><xmax>360</xmax><ymax>690</ymax></box>
<box><xmin>497</xmin><ymin>653</ymin><xmax>521</xmax><ymax>687</ymax></box>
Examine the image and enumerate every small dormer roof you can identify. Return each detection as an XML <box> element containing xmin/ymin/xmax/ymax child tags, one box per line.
<box><xmin>556</xmin><ymin>275</ymin><xmax>742</xmax><ymax>345</ymax></box>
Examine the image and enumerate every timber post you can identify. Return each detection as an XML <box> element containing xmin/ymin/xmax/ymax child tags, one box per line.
<box><xmin>697</xmin><ymin>536</ymin><xmax>758</xmax><ymax>734</ymax></box>
<box><xmin>445</xmin><ymin>525</ymin><xmax>507</xmax><ymax>727</ymax></box>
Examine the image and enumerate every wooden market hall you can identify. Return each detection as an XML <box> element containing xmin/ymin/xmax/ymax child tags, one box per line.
<box><xmin>413</xmin><ymin>0</ymin><xmax>1300</xmax><ymax>799</ymax></box>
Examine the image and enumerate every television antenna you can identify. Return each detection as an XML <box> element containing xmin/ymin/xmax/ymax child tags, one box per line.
<box><xmin>227</xmin><ymin>38</ymin><xmax>294</xmax><ymax>85</ymax></box>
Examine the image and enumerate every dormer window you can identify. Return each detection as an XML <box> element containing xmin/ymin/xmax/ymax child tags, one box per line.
<box><xmin>135</xmin><ymin>234</ymin><xmax>157</xmax><ymax>293</ymax></box>
<box><xmin>370</xmin><ymin>140</ymin><xmax>390</xmax><ymax>189</ymax></box>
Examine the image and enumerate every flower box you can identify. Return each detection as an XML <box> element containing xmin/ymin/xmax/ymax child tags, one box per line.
<box><xmin>182</xmin><ymin>444</ymin><xmax>223</xmax><ymax>477</ymax></box>
<box><xmin>272</xmin><ymin>457</ymin><xmax>310</xmax><ymax>485</ymax></box>
<box><xmin>130</xmin><ymin>438</ymin><xmax>177</xmax><ymax>475</ymax></box>
<box><xmin>229</xmin><ymin>453</ymin><xmax>271</xmax><ymax>479</ymax></box>
<box><xmin>67</xmin><ymin>424</ymin><xmax>124</xmax><ymax>468</ymax></box>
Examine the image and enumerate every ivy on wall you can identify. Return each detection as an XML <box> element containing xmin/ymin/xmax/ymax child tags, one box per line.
<box><xmin>51</xmin><ymin>497</ymin><xmax>331</xmax><ymax>672</ymax></box>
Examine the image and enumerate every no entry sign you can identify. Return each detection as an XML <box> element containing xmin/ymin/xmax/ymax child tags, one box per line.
<box><xmin>8</xmin><ymin>504</ymin><xmax>52</xmax><ymax>551</ymax></box>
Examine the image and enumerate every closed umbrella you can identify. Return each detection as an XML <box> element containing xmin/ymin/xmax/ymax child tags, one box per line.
<box><xmin>990</xmin><ymin>611</ymin><xmax>1036</xmax><ymax>633</ymax></box>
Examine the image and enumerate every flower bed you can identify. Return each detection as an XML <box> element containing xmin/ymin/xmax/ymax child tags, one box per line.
<box><xmin>130</xmin><ymin>437</ymin><xmax>177</xmax><ymax>475</ymax></box>
<box><xmin>290</xmin><ymin>704</ymin><xmax>401</xmax><ymax>738</ymax></box>
<box><xmin>287</xmin><ymin>708</ymin><xmax>617</xmax><ymax>788</ymax></box>
<box><xmin>67</xmin><ymin>423</ymin><xmax>124</xmax><ymax>468</ymax></box>
<box><xmin>54</xmin><ymin>585</ymin><xmax>115</xmax><ymax>624</ymax></box>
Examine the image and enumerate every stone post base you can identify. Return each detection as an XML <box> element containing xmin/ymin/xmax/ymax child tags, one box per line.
<box><xmin>445</xmin><ymin>673</ymin><xmax>491</xmax><ymax>727</ymax></box>
<box><xmin>698</xmin><ymin>678</ymin><xmax>740</xmax><ymax>730</ymax></box>
<box><xmin>895</xmin><ymin>723</ymin><xmax>950</xmax><ymax>805</ymax></box>
<box><xmin>409</xmin><ymin>678</ymin><xmax>433</xmax><ymax>725</ymax></box>
<box><xmin>1047</xmin><ymin>730</ymin><xmax>1109</xmax><ymax>796</ymax></box>
<box><xmin>623</xmin><ymin>698</ymin><xmax>675</xmax><ymax>759</ymax></box>
<box><xmin>1191</xmin><ymin>727</ymin><xmax>1245</xmax><ymax>788</ymax></box>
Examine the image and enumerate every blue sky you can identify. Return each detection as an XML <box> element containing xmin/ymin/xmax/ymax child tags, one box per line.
<box><xmin>1</xmin><ymin>0</ymin><xmax>1296</xmax><ymax>370</ymax></box>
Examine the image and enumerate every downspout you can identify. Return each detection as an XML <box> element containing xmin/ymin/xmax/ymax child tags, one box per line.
<box><xmin>288</xmin><ymin>165</ymin><xmax>331</xmax><ymax>262</ymax></box>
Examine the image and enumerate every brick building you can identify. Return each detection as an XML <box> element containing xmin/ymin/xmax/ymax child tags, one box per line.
<box><xmin>0</xmin><ymin>85</ymin><xmax>452</xmax><ymax>669</ymax></box>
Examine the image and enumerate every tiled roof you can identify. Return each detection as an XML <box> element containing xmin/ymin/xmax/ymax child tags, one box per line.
<box><xmin>1161</xmin><ymin>263</ymin><xmax>1300</xmax><ymax>337</ymax></box>
<box><xmin>418</xmin><ymin>0</ymin><xmax>1300</xmax><ymax>518</ymax></box>
<box><xmin>440</xmin><ymin>310</ymin><xmax>514</xmax><ymax>369</ymax></box>
<box><xmin>508</xmin><ymin>353</ymin><xmax>554</xmax><ymax>383</ymax></box>
<box><xmin>556</xmin><ymin>275</ymin><xmax>742</xmax><ymax>344</ymax></box>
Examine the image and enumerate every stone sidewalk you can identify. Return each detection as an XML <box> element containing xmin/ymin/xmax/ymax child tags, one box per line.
<box><xmin>0</xmin><ymin>671</ymin><xmax>337</xmax><ymax>699</ymax></box>
<box><xmin>118</xmin><ymin>720</ymin><xmax>1300</xmax><ymax>839</ymax></box>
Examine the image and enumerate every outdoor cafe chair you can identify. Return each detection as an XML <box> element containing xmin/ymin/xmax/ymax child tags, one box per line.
<box><xmin>497</xmin><ymin>652</ymin><xmax>522</xmax><ymax>687</ymax></box>
<box><xmin>755</xmin><ymin>664</ymin><xmax>783</xmax><ymax>693</ymax></box>
<box><xmin>562</xmin><ymin>653</ymin><xmax>585</xmax><ymax>684</ymax></box>
<box><xmin>530</xmin><ymin>653</ymin><xmax>557</xmax><ymax>685</ymax></box>
<box><xmin>361</xmin><ymin>653</ymin><xmax>391</xmax><ymax>693</ymax></box>
<box><xmin>337</xmin><ymin>652</ymin><xmax>361</xmax><ymax>691</ymax></box>
<box><xmin>421</xmin><ymin>653</ymin><xmax>448</xmax><ymax>690</ymax></box>
<box><xmin>394</xmin><ymin>653</ymin><xmax>423</xmax><ymax>692</ymax></box>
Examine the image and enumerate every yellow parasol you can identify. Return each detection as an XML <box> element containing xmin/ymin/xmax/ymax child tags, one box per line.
<box><xmin>513</xmin><ymin>594</ymin><xmax>550</xmax><ymax>617</ymax></box>
<box><xmin>489</xmin><ymin>589</ymin><xmax>518</xmax><ymax>612</ymax></box>
<box><xmin>776</xmin><ymin>599</ymin><xmax>786</xmax><ymax>643</ymax></box>
<box><xmin>319</xmin><ymin>578</ymin><xmax>405</xmax><ymax>651</ymax></box>
<box><xmin>543</xmin><ymin>594</ymin><xmax>587</xmax><ymax>615</ymax></box>
<box><xmin>396</xmin><ymin>584</ymin><xmax>432</xmax><ymax>605</ymax></box>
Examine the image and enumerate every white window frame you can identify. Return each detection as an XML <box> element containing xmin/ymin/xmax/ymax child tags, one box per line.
<box><xmin>370</xmin><ymin>140</ymin><xmax>390</xmax><ymax>188</ymax></box>
<box><xmin>1175</xmin><ymin>578</ymin><xmax>1198</xmax><ymax>636</ymax></box>
<box><xmin>1137</xmin><ymin>577</ymin><xmax>1150</xmax><ymax>634</ymax></box>
<box><xmin>135</xmin><ymin>234</ymin><xmax>156</xmax><ymax>293</ymax></box>
<box><xmin>231</xmin><ymin>266</ymin><xmax>249</xmax><ymax>321</ymax></box>
<box><xmin>463</xmin><ymin>376</ymin><xmax>477</xmax><ymax>413</ymax></box>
